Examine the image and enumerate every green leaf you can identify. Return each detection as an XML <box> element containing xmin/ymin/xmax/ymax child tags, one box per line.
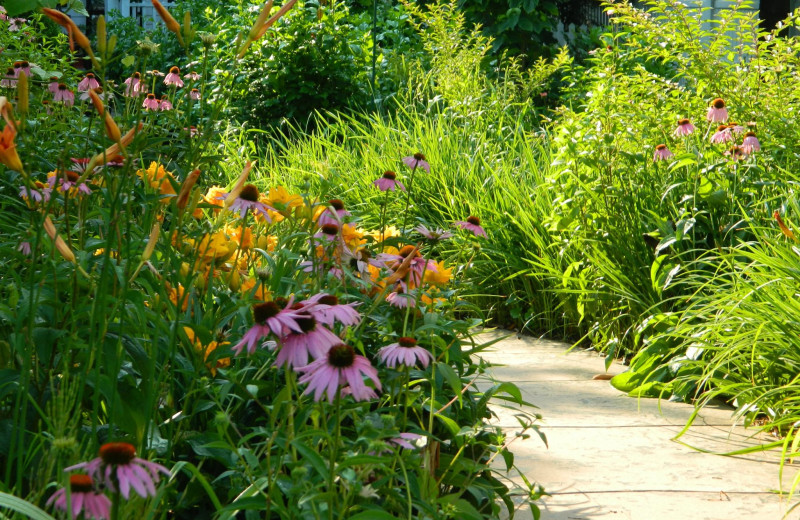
<box><xmin>436</xmin><ymin>362</ymin><xmax>462</xmax><ymax>405</ymax></box>
<box><xmin>346</xmin><ymin>511</ymin><xmax>398</xmax><ymax>520</ymax></box>
<box><xmin>0</xmin><ymin>492</ymin><xmax>56</xmax><ymax>520</ymax></box>
<box><xmin>291</xmin><ymin>439</ymin><xmax>330</xmax><ymax>480</ymax></box>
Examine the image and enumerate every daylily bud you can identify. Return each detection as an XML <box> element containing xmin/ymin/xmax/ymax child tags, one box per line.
<box><xmin>41</xmin><ymin>9</ymin><xmax>98</xmax><ymax>67</ymax></box>
<box><xmin>43</xmin><ymin>216</ymin><xmax>76</xmax><ymax>263</ymax></box>
<box><xmin>224</xmin><ymin>161</ymin><xmax>254</xmax><ymax>208</ymax></box>
<box><xmin>182</xmin><ymin>11</ymin><xmax>195</xmax><ymax>45</ymax></box>
<box><xmin>142</xmin><ymin>222</ymin><xmax>161</xmax><ymax>261</ymax></box>
<box><xmin>96</xmin><ymin>15</ymin><xmax>107</xmax><ymax>54</ymax></box>
<box><xmin>177</xmin><ymin>169</ymin><xmax>201</xmax><ymax>210</ymax></box>
<box><xmin>84</xmin><ymin>122</ymin><xmax>143</xmax><ymax>175</ymax></box>
<box><xmin>87</xmin><ymin>89</ymin><xmax>121</xmax><ymax>142</ymax></box>
<box><xmin>151</xmin><ymin>0</ymin><xmax>184</xmax><ymax>46</ymax></box>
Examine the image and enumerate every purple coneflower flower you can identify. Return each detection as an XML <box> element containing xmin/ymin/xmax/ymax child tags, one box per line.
<box><xmin>302</xmin><ymin>293</ymin><xmax>361</xmax><ymax>327</ymax></box>
<box><xmin>13</xmin><ymin>61</ymin><xmax>30</xmax><ymax>77</ymax></box>
<box><xmin>220</xmin><ymin>184</ymin><xmax>275</xmax><ymax>221</ymax></box>
<box><xmin>17</xmin><ymin>241</ymin><xmax>31</xmax><ymax>255</ymax></box>
<box><xmin>186</xmin><ymin>126</ymin><xmax>199</xmax><ymax>137</ymax></box>
<box><xmin>378</xmin><ymin>336</ymin><xmax>434</xmax><ymax>369</ymax></box>
<box><xmin>276</xmin><ymin>305</ymin><xmax>342</xmax><ymax>368</ymax></box>
<box><xmin>377</xmin><ymin>245</ymin><xmax>435</xmax><ymax>286</ymax></box>
<box><xmin>653</xmin><ymin>144</ymin><xmax>673</xmax><ymax>162</ymax></box>
<box><xmin>8</xmin><ymin>17</ymin><xmax>25</xmax><ymax>31</ymax></box>
<box><xmin>142</xmin><ymin>93</ymin><xmax>159</xmax><ymax>111</ymax></box>
<box><xmin>373</xmin><ymin>170</ymin><xmax>405</xmax><ymax>191</ymax></box>
<box><xmin>190</xmin><ymin>88</ymin><xmax>201</xmax><ymax>100</ymax></box>
<box><xmin>64</xmin><ymin>442</ymin><xmax>170</xmax><ymax>500</ymax></box>
<box><xmin>54</xmin><ymin>84</ymin><xmax>74</xmax><ymax>106</ymax></box>
<box><xmin>415</xmin><ymin>224</ymin><xmax>453</xmax><ymax>241</ymax></box>
<box><xmin>46</xmin><ymin>474</ymin><xmax>111</xmax><ymax>520</ymax></box>
<box><xmin>123</xmin><ymin>72</ymin><xmax>141</xmax><ymax>97</ymax></box>
<box><xmin>389</xmin><ymin>432</ymin><xmax>424</xmax><ymax>450</ymax></box>
<box><xmin>184</xmin><ymin>71</ymin><xmax>201</xmax><ymax>81</ymax></box>
<box><xmin>726</xmin><ymin>145</ymin><xmax>745</xmax><ymax>161</ymax></box>
<box><xmin>710</xmin><ymin>125</ymin><xmax>732</xmax><ymax>144</ymax></box>
<box><xmin>402</xmin><ymin>152</ymin><xmax>430</xmax><ymax>173</ymax></box>
<box><xmin>1</xmin><ymin>69</ymin><xmax>17</xmax><ymax>88</ymax></box>
<box><xmin>674</xmin><ymin>118</ymin><xmax>695</xmax><ymax>137</ymax></box>
<box><xmin>232</xmin><ymin>298</ymin><xmax>304</xmax><ymax>355</ymax></box>
<box><xmin>159</xmin><ymin>95</ymin><xmax>173</xmax><ymax>111</ymax></box>
<box><xmin>148</xmin><ymin>69</ymin><xmax>165</xmax><ymax>77</ymax></box>
<box><xmin>77</xmin><ymin>73</ymin><xmax>100</xmax><ymax>92</ymax></box>
<box><xmin>164</xmin><ymin>66</ymin><xmax>184</xmax><ymax>87</ymax></box>
<box><xmin>48</xmin><ymin>76</ymin><xmax>60</xmax><ymax>93</ymax></box>
<box><xmin>317</xmin><ymin>199</ymin><xmax>351</xmax><ymax>227</ymax></box>
<box><xmin>707</xmin><ymin>98</ymin><xmax>728</xmax><ymax>123</ymax></box>
<box><xmin>19</xmin><ymin>184</ymin><xmax>52</xmax><ymax>203</ymax></box>
<box><xmin>454</xmin><ymin>216</ymin><xmax>487</xmax><ymax>237</ymax></box>
<box><xmin>386</xmin><ymin>287</ymin><xmax>415</xmax><ymax>308</ymax></box>
<box><xmin>49</xmin><ymin>170</ymin><xmax>91</xmax><ymax>195</ymax></box>
<box><xmin>314</xmin><ymin>223</ymin><xmax>341</xmax><ymax>243</ymax></box>
<box><xmin>728</xmin><ymin>122</ymin><xmax>745</xmax><ymax>135</ymax></box>
<box><xmin>741</xmin><ymin>131</ymin><xmax>760</xmax><ymax>154</ymax></box>
<box><xmin>297</xmin><ymin>343</ymin><xmax>381</xmax><ymax>403</ymax></box>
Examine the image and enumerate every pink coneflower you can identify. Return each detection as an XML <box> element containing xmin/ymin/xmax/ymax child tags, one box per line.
<box><xmin>46</xmin><ymin>474</ymin><xmax>111</xmax><ymax>520</ymax></box>
<box><xmin>19</xmin><ymin>184</ymin><xmax>52</xmax><ymax>203</ymax></box>
<box><xmin>297</xmin><ymin>343</ymin><xmax>381</xmax><ymax>403</ymax></box>
<box><xmin>415</xmin><ymin>224</ymin><xmax>453</xmax><ymax>241</ymax></box>
<box><xmin>142</xmin><ymin>93</ymin><xmax>159</xmax><ymax>110</ymax></box>
<box><xmin>317</xmin><ymin>199</ymin><xmax>350</xmax><ymax>227</ymax></box>
<box><xmin>220</xmin><ymin>184</ymin><xmax>276</xmax><ymax>221</ymax></box>
<box><xmin>314</xmin><ymin>223</ymin><xmax>341</xmax><ymax>242</ymax></box>
<box><xmin>728</xmin><ymin>122</ymin><xmax>745</xmax><ymax>135</ymax></box>
<box><xmin>123</xmin><ymin>72</ymin><xmax>142</xmax><ymax>97</ymax></box>
<box><xmin>190</xmin><ymin>88</ymin><xmax>201</xmax><ymax>100</ymax></box>
<box><xmin>454</xmin><ymin>216</ymin><xmax>487</xmax><ymax>237</ymax></box>
<box><xmin>741</xmin><ymin>131</ymin><xmax>760</xmax><ymax>154</ymax></box>
<box><xmin>8</xmin><ymin>17</ymin><xmax>25</xmax><ymax>31</ymax></box>
<box><xmin>302</xmin><ymin>293</ymin><xmax>361</xmax><ymax>327</ymax></box>
<box><xmin>1</xmin><ymin>68</ymin><xmax>16</xmax><ymax>88</ymax></box>
<box><xmin>164</xmin><ymin>66</ymin><xmax>184</xmax><ymax>87</ymax></box>
<box><xmin>402</xmin><ymin>152</ymin><xmax>430</xmax><ymax>173</ymax></box>
<box><xmin>54</xmin><ymin>84</ymin><xmax>74</xmax><ymax>106</ymax></box>
<box><xmin>378</xmin><ymin>336</ymin><xmax>434</xmax><ymax>369</ymax></box>
<box><xmin>184</xmin><ymin>71</ymin><xmax>201</xmax><ymax>81</ymax></box>
<box><xmin>64</xmin><ymin>442</ymin><xmax>170</xmax><ymax>499</ymax></box>
<box><xmin>13</xmin><ymin>61</ymin><xmax>30</xmax><ymax>77</ymax></box>
<box><xmin>232</xmin><ymin>298</ymin><xmax>305</xmax><ymax>355</ymax></box>
<box><xmin>77</xmin><ymin>73</ymin><xmax>100</xmax><ymax>92</ymax></box>
<box><xmin>726</xmin><ymin>145</ymin><xmax>745</xmax><ymax>161</ymax></box>
<box><xmin>653</xmin><ymin>144</ymin><xmax>673</xmax><ymax>162</ymax></box>
<box><xmin>49</xmin><ymin>170</ymin><xmax>92</xmax><ymax>195</ymax></box>
<box><xmin>276</xmin><ymin>306</ymin><xmax>342</xmax><ymax>368</ymax></box>
<box><xmin>0</xmin><ymin>6</ymin><xmax>6</xmax><ymax>21</ymax></box>
<box><xmin>148</xmin><ymin>69</ymin><xmax>165</xmax><ymax>77</ymax></box>
<box><xmin>159</xmin><ymin>95</ymin><xmax>173</xmax><ymax>111</ymax></box>
<box><xmin>389</xmin><ymin>432</ymin><xmax>424</xmax><ymax>450</ymax></box>
<box><xmin>674</xmin><ymin>118</ymin><xmax>695</xmax><ymax>137</ymax></box>
<box><xmin>17</xmin><ymin>241</ymin><xmax>31</xmax><ymax>255</ymax></box>
<box><xmin>373</xmin><ymin>170</ymin><xmax>405</xmax><ymax>191</ymax></box>
<box><xmin>377</xmin><ymin>245</ymin><xmax>436</xmax><ymax>286</ymax></box>
<box><xmin>386</xmin><ymin>286</ymin><xmax>415</xmax><ymax>308</ymax></box>
<box><xmin>707</xmin><ymin>98</ymin><xmax>728</xmax><ymax>123</ymax></box>
<box><xmin>80</xmin><ymin>87</ymin><xmax>113</xmax><ymax>102</ymax></box>
<box><xmin>186</xmin><ymin>126</ymin><xmax>199</xmax><ymax>137</ymax></box>
<box><xmin>48</xmin><ymin>76</ymin><xmax>60</xmax><ymax>93</ymax></box>
<box><xmin>710</xmin><ymin>125</ymin><xmax>732</xmax><ymax>144</ymax></box>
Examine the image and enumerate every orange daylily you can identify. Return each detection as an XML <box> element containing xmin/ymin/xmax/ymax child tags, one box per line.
<box><xmin>0</xmin><ymin>123</ymin><xmax>22</xmax><ymax>171</ymax></box>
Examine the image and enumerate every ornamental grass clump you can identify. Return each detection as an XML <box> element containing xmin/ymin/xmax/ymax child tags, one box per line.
<box><xmin>0</xmin><ymin>3</ymin><xmax>542</xmax><ymax>519</ymax></box>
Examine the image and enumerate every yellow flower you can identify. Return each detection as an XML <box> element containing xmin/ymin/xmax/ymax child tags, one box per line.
<box><xmin>203</xmin><ymin>186</ymin><xmax>227</xmax><ymax>214</ymax></box>
<box><xmin>240</xmin><ymin>277</ymin><xmax>272</xmax><ymax>301</ymax></box>
<box><xmin>421</xmin><ymin>292</ymin><xmax>446</xmax><ymax>307</ymax></box>
<box><xmin>256</xmin><ymin>234</ymin><xmax>277</xmax><ymax>252</ymax></box>
<box><xmin>226</xmin><ymin>225</ymin><xmax>253</xmax><ymax>250</ymax></box>
<box><xmin>0</xmin><ymin>123</ymin><xmax>22</xmax><ymax>171</ymax></box>
<box><xmin>341</xmin><ymin>224</ymin><xmax>367</xmax><ymax>250</ymax></box>
<box><xmin>189</xmin><ymin>231</ymin><xmax>236</xmax><ymax>265</ymax></box>
<box><xmin>424</xmin><ymin>260</ymin><xmax>452</xmax><ymax>286</ymax></box>
<box><xmin>367</xmin><ymin>226</ymin><xmax>400</xmax><ymax>245</ymax></box>
<box><xmin>183</xmin><ymin>327</ymin><xmax>229</xmax><ymax>376</ymax></box>
<box><xmin>265</xmin><ymin>185</ymin><xmax>303</xmax><ymax>213</ymax></box>
<box><xmin>137</xmin><ymin>161</ymin><xmax>176</xmax><ymax>199</ymax></box>
<box><xmin>168</xmin><ymin>283</ymin><xmax>188</xmax><ymax>311</ymax></box>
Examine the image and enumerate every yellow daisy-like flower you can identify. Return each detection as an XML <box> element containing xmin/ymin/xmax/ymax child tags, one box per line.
<box><xmin>256</xmin><ymin>234</ymin><xmax>278</xmax><ymax>252</ymax></box>
<box><xmin>265</xmin><ymin>185</ymin><xmax>303</xmax><ymax>212</ymax></box>
<box><xmin>226</xmin><ymin>225</ymin><xmax>253</xmax><ymax>250</ymax></box>
<box><xmin>191</xmin><ymin>231</ymin><xmax>236</xmax><ymax>265</ymax></box>
<box><xmin>183</xmin><ymin>326</ymin><xmax>230</xmax><ymax>376</ymax></box>
<box><xmin>240</xmin><ymin>277</ymin><xmax>272</xmax><ymax>301</ymax></box>
<box><xmin>367</xmin><ymin>226</ymin><xmax>400</xmax><ymax>245</ymax></box>
<box><xmin>203</xmin><ymin>185</ymin><xmax>227</xmax><ymax>214</ymax></box>
<box><xmin>424</xmin><ymin>260</ymin><xmax>452</xmax><ymax>286</ymax></box>
<box><xmin>341</xmin><ymin>224</ymin><xmax>367</xmax><ymax>250</ymax></box>
<box><xmin>137</xmin><ymin>161</ymin><xmax>176</xmax><ymax>199</ymax></box>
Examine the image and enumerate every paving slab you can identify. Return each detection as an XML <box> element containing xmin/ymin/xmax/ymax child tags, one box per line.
<box><xmin>476</xmin><ymin>331</ymin><xmax>800</xmax><ymax>520</ymax></box>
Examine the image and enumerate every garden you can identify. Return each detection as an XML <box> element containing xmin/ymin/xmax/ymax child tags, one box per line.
<box><xmin>1</xmin><ymin>0</ymin><xmax>800</xmax><ymax>518</ymax></box>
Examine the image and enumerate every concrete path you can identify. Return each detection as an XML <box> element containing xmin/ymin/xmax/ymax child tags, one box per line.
<box><xmin>478</xmin><ymin>331</ymin><xmax>800</xmax><ymax>520</ymax></box>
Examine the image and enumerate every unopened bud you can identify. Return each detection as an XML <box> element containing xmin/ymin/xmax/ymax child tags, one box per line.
<box><xmin>142</xmin><ymin>221</ymin><xmax>160</xmax><ymax>261</ymax></box>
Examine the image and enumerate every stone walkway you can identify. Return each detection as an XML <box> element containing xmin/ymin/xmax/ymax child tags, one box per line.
<box><xmin>478</xmin><ymin>331</ymin><xmax>800</xmax><ymax>520</ymax></box>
